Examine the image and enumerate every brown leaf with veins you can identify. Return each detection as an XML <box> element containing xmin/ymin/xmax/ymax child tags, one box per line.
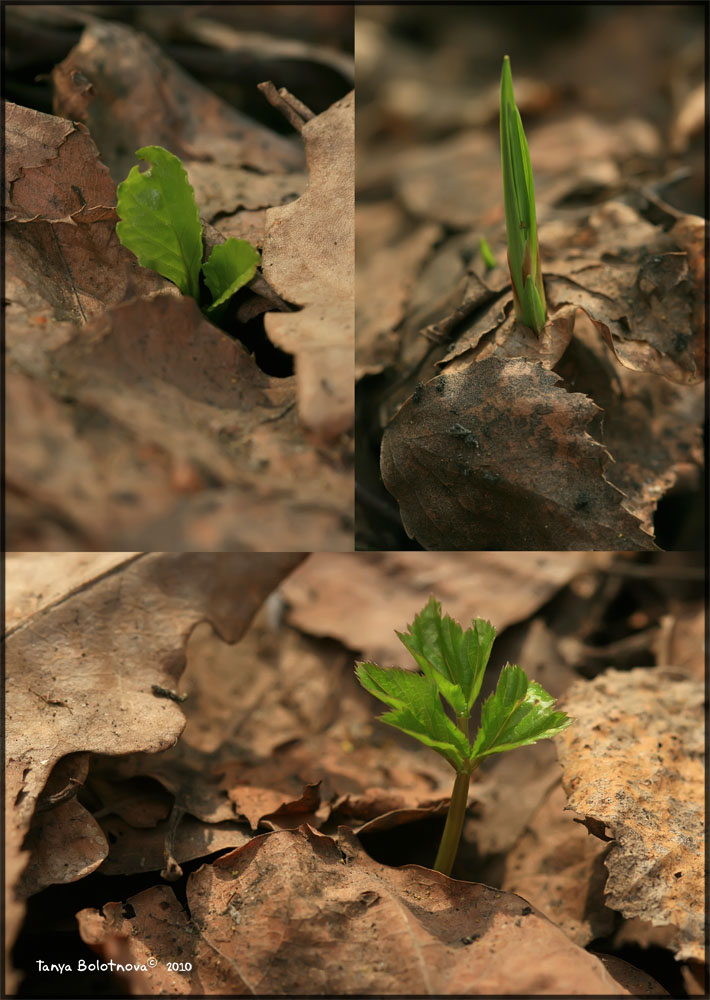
<box><xmin>262</xmin><ymin>91</ymin><xmax>354</xmax><ymax>440</ymax></box>
<box><xmin>381</xmin><ymin>357</ymin><xmax>655</xmax><ymax>550</ymax></box>
<box><xmin>76</xmin><ymin>824</ymin><xmax>651</xmax><ymax>995</ymax></box>
<box><xmin>557</xmin><ymin>667</ymin><xmax>704</xmax><ymax>962</ymax></box>
<box><xmin>51</xmin><ymin>20</ymin><xmax>303</xmax><ymax>181</ymax></box>
<box><xmin>5</xmin><ymin>552</ymin><xmax>304</xmax><ymax>987</ymax></box>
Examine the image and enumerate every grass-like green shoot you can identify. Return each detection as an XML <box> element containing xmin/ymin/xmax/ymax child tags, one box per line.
<box><xmin>500</xmin><ymin>55</ymin><xmax>546</xmax><ymax>334</ymax></box>
<box><xmin>479</xmin><ymin>236</ymin><xmax>497</xmax><ymax>271</ymax></box>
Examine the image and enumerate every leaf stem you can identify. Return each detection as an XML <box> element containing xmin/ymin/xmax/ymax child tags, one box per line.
<box><xmin>434</xmin><ymin>714</ymin><xmax>475</xmax><ymax>877</ymax></box>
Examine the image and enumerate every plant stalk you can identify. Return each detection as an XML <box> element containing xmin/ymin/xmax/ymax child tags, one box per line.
<box><xmin>434</xmin><ymin>714</ymin><xmax>475</xmax><ymax>877</ymax></box>
<box><xmin>433</xmin><ymin>768</ymin><xmax>471</xmax><ymax>876</ymax></box>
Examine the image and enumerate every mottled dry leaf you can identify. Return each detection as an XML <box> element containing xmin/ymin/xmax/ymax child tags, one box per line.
<box><xmin>356</xmin><ymin>222</ymin><xmax>442</xmax><ymax>376</ymax></box>
<box><xmin>7</xmin><ymin>289</ymin><xmax>352</xmax><ymax>551</ymax></box>
<box><xmin>281</xmin><ymin>551</ymin><xmax>609</xmax><ymax>666</ymax></box>
<box><xmin>262</xmin><ymin>91</ymin><xmax>354</xmax><ymax>440</ymax></box>
<box><xmin>98</xmin><ymin>815</ymin><xmax>250</xmax><ymax>878</ymax></box>
<box><xmin>77</xmin><ymin>824</ymin><xmax>641</xmax><ymax>995</ymax></box>
<box><xmin>5</xmin><ymin>103</ymin><xmax>170</xmax><ymax>345</ymax></box>
<box><xmin>5</xmin><ymin>553</ymin><xmax>304</xmax><ymax>981</ymax></box>
<box><xmin>502</xmin><ymin>782</ymin><xmax>616</xmax><ymax>945</ymax></box>
<box><xmin>51</xmin><ymin>20</ymin><xmax>303</xmax><ymax>181</ymax></box>
<box><xmin>381</xmin><ymin>358</ymin><xmax>655</xmax><ymax>550</ymax></box>
<box><xmin>542</xmin><ymin>202</ymin><xmax>705</xmax><ymax>385</ymax></box>
<box><xmin>557</xmin><ymin>667</ymin><xmax>704</xmax><ymax>961</ymax></box>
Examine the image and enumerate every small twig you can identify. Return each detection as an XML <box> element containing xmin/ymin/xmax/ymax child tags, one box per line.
<box><xmin>161</xmin><ymin>803</ymin><xmax>185</xmax><ymax>882</ymax></box>
<box><xmin>257</xmin><ymin>81</ymin><xmax>315</xmax><ymax>133</ymax></box>
<box><xmin>35</xmin><ymin>778</ymin><xmax>83</xmax><ymax>814</ymax></box>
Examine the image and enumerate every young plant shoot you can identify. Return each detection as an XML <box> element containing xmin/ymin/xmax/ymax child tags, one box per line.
<box><xmin>500</xmin><ymin>55</ymin><xmax>546</xmax><ymax>334</ymax></box>
<box><xmin>355</xmin><ymin>597</ymin><xmax>572</xmax><ymax>877</ymax></box>
<box><xmin>116</xmin><ymin>146</ymin><xmax>260</xmax><ymax>316</ymax></box>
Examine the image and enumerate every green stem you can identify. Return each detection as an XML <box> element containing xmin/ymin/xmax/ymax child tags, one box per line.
<box><xmin>434</xmin><ymin>714</ymin><xmax>476</xmax><ymax>877</ymax></box>
<box><xmin>433</xmin><ymin>768</ymin><xmax>471</xmax><ymax>876</ymax></box>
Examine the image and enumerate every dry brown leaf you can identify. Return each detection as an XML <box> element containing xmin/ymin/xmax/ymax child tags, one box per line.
<box><xmin>76</xmin><ymin>824</ymin><xmax>645</xmax><ymax>995</ymax></box>
<box><xmin>281</xmin><ymin>551</ymin><xmax>609</xmax><ymax>666</ymax></box>
<box><xmin>98</xmin><ymin>815</ymin><xmax>250</xmax><ymax>878</ymax></box>
<box><xmin>557</xmin><ymin>667</ymin><xmax>704</xmax><ymax>961</ymax></box>
<box><xmin>381</xmin><ymin>358</ymin><xmax>655</xmax><ymax>550</ymax></box>
<box><xmin>262</xmin><ymin>91</ymin><xmax>354</xmax><ymax>440</ymax></box>
<box><xmin>502</xmin><ymin>782</ymin><xmax>616</xmax><ymax>945</ymax></box>
<box><xmin>356</xmin><ymin>222</ymin><xmax>443</xmax><ymax>377</ymax></box>
<box><xmin>5</xmin><ymin>103</ymin><xmax>170</xmax><ymax>345</ymax></box>
<box><xmin>5</xmin><ymin>552</ymin><xmax>304</xmax><ymax>985</ymax></box>
<box><xmin>51</xmin><ymin>20</ymin><xmax>303</xmax><ymax>180</ymax></box>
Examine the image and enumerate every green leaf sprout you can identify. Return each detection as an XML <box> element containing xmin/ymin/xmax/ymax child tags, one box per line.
<box><xmin>500</xmin><ymin>55</ymin><xmax>546</xmax><ymax>334</ymax></box>
<box><xmin>356</xmin><ymin>597</ymin><xmax>572</xmax><ymax>877</ymax></box>
<box><xmin>116</xmin><ymin>145</ymin><xmax>260</xmax><ymax>314</ymax></box>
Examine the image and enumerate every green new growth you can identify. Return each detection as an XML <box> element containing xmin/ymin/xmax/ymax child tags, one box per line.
<box><xmin>116</xmin><ymin>145</ymin><xmax>260</xmax><ymax>316</ymax></box>
<box><xmin>356</xmin><ymin>597</ymin><xmax>572</xmax><ymax>876</ymax></box>
<box><xmin>500</xmin><ymin>55</ymin><xmax>547</xmax><ymax>334</ymax></box>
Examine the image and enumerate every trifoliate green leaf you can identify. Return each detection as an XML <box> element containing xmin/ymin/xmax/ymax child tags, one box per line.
<box><xmin>203</xmin><ymin>238</ymin><xmax>261</xmax><ymax>313</ymax></box>
<box><xmin>471</xmin><ymin>663</ymin><xmax>572</xmax><ymax>759</ymax></box>
<box><xmin>397</xmin><ymin>597</ymin><xmax>496</xmax><ymax>715</ymax></box>
<box><xmin>355</xmin><ymin>661</ymin><xmax>471</xmax><ymax>770</ymax></box>
<box><xmin>116</xmin><ymin>145</ymin><xmax>203</xmax><ymax>300</ymax></box>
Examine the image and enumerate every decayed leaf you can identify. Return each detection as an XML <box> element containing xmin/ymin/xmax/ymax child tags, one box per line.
<box><xmin>98</xmin><ymin>815</ymin><xmax>250</xmax><ymax>878</ymax></box>
<box><xmin>76</xmin><ymin>824</ymin><xmax>644</xmax><ymax>995</ymax></box>
<box><xmin>380</xmin><ymin>358</ymin><xmax>655</xmax><ymax>550</ymax></box>
<box><xmin>5</xmin><ymin>103</ymin><xmax>170</xmax><ymax>342</ymax></box>
<box><xmin>557</xmin><ymin>667</ymin><xmax>704</xmax><ymax>961</ymax></box>
<box><xmin>51</xmin><ymin>20</ymin><xmax>303</xmax><ymax>181</ymax></box>
<box><xmin>5</xmin><ymin>552</ymin><xmax>304</xmax><ymax>983</ymax></box>
<box><xmin>281</xmin><ymin>551</ymin><xmax>611</xmax><ymax>666</ymax></box>
<box><xmin>502</xmin><ymin>781</ymin><xmax>616</xmax><ymax>946</ymax></box>
<box><xmin>262</xmin><ymin>91</ymin><xmax>354</xmax><ymax>440</ymax></box>
<box><xmin>541</xmin><ymin>201</ymin><xmax>705</xmax><ymax>385</ymax></box>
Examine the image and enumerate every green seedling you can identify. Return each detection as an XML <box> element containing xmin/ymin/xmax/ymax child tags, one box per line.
<box><xmin>500</xmin><ymin>55</ymin><xmax>546</xmax><ymax>334</ymax></box>
<box><xmin>116</xmin><ymin>145</ymin><xmax>260</xmax><ymax>315</ymax></box>
<box><xmin>355</xmin><ymin>597</ymin><xmax>572</xmax><ymax>877</ymax></box>
<box><xmin>479</xmin><ymin>236</ymin><xmax>497</xmax><ymax>271</ymax></box>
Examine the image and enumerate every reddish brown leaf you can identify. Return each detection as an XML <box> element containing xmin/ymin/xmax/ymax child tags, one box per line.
<box><xmin>77</xmin><ymin>824</ymin><xmax>648</xmax><ymax>995</ymax></box>
<box><xmin>381</xmin><ymin>357</ymin><xmax>655</xmax><ymax>550</ymax></box>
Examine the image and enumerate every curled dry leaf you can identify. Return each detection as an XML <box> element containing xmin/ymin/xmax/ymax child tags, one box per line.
<box><xmin>262</xmin><ymin>91</ymin><xmax>354</xmax><ymax>441</ymax></box>
<box><xmin>51</xmin><ymin>20</ymin><xmax>303</xmax><ymax>181</ymax></box>
<box><xmin>542</xmin><ymin>201</ymin><xmax>705</xmax><ymax>385</ymax></box>
<box><xmin>77</xmin><ymin>824</ymin><xmax>643</xmax><ymax>995</ymax></box>
<box><xmin>5</xmin><ymin>552</ymin><xmax>304</xmax><ymax>983</ymax></box>
<box><xmin>380</xmin><ymin>358</ymin><xmax>655</xmax><ymax>550</ymax></box>
<box><xmin>557</xmin><ymin>667</ymin><xmax>704</xmax><ymax>962</ymax></box>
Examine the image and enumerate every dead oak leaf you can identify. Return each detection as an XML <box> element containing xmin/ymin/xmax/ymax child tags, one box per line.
<box><xmin>77</xmin><ymin>824</ymin><xmax>649</xmax><ymax>995</ymax></box>
<box><xmin>262</xmin><ymin>91</ymin><xmax>354</xmax><ymax>441</ymax></box>
<box><xmin>380</xmin><ymin>357</ymin><xmax>655</xmax><ymax>550</ymax></box>
<box><xmin>5</xmin><ymin>553</ymin><xmax>304</xmax><ymax>982</ymax></box>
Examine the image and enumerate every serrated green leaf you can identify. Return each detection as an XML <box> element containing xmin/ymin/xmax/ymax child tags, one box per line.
<box><xmin>355</xmin><ymin>661</ymin><xmax>471</xmax><ymax>770</ymax></box>
<box><xmin>203</xmin><ymin>238</ymin><xmax>261</xmax><ymax>313</ymax></box>
<box><xmin>471</xmin><ymin>663</ymin><xmax>573</xmax><ymax>760</ymax></box>
<box><xmin>116</xmin><ymin>146</ymin><xmax>203</xmax><ymax>300</ymax></box>
<box><xmin>397</xmin><ymin>597</ymin><xmax>496</xmax><ymax>715</ymax></box>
